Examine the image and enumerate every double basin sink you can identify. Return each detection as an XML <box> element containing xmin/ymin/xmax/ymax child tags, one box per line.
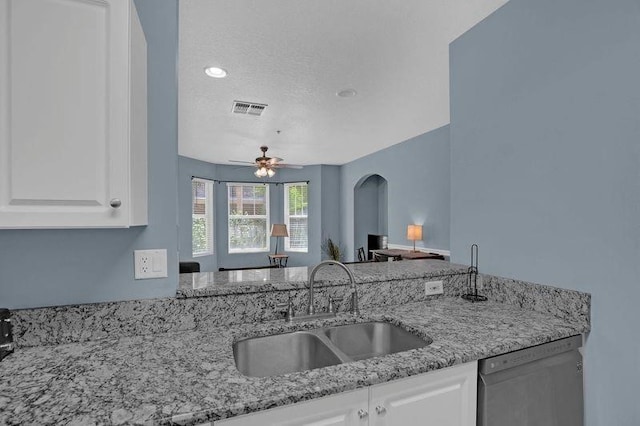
<box><xmin>234</xmin><ymin>321</ymin><xmax>433</xmax><ymax>377</ymax></box>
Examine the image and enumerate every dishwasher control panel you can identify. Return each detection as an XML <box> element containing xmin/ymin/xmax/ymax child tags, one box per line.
<box><xmin>479</xmin><ymin>334</ymin><xmax>582</xmax><ymax>374</ymax></box>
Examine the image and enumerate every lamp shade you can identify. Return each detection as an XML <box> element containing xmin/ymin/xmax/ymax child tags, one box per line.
<box><xmin>271</xmin><ymin>224</ymin><xmax>289</xmax><ymax>237</ymax></box>
<box><xmin>407</xmin><ymin>225</ymin><xmax>423</xmax><ymax>241</ymax></box>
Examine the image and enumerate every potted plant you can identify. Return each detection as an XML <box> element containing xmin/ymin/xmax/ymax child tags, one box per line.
<box><xmin>321</xmin><ymin>236</ymin><xmax>343</xmax><ymax>261</ymax></box>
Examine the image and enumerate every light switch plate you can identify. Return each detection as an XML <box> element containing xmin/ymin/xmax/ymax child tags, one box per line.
<box><xmin>425</xmin><ymin>280</ymin><xmax>444</xmax><ymax>296</ymax></box>
<box><xmin>134</xmin><ymin>249</ymin><xmax>168</xmax><ymax>279</ymax></box>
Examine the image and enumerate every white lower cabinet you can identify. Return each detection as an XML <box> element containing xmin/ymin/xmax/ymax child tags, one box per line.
<box><xmin>217</xmin><ymin>388</ymin><xmax>369</xmax><ymax>426</ymax></box>
<box><xmin>369</xmin><ymin>361</ymin><xmax>477</xmax><ymax>426</ymax></box>
<box><xmin>216</xmin><ymin>362</ymin><xmax>477</xmax><ymax>426</ymax></box>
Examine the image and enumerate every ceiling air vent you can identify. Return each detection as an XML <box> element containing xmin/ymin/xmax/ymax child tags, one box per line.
<box><xmin>232</xmin><ymin>101</ymin><xmax>267</xmax><ymax>116</ymax></box>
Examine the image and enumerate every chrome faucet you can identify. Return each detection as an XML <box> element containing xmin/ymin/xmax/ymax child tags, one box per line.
<box><xmin>308</xmin><ymin>260</ymin><xmax>359</xmax><ymax>316</ymax></box>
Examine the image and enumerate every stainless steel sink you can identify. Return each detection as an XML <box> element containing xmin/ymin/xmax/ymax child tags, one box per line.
<box><xmin>323</xmin><ymin>322</ymin><xmax>433</xmax><ymax>361</ymax></box>
<box><xmin>233</xmin><ymin>331</ymin><xmax>343</xmax><ymax>377</ymax></box>
<box><xmin>233</xmin><ymin>321</ymin><xmax>432</xmax><ymax>377</ymax></box>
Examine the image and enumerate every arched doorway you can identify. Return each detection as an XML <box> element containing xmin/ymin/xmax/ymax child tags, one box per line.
<box><xmin>354</xmin><ymin>174</ymin><xmax>388</xmax><ymax>260</ymax></box>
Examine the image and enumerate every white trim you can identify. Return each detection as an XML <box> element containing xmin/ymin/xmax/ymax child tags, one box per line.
<box><xmin>225</xmin><ymin>181</ymin><xmax>269</xmax><ymax>188</ymax></box>
<box><xmin>229</xmin><ymin>248</ymin><xmax>270</xmax><ymax>254</ymax></box>
<box><xmin>286</xmin><ymin>248</ymin><xmax>307</xmax><ymax>253</ymax></box>
<box><xmin>387</xmin><ymin>243</ymin><xmax>450</xmax><ymax>257</ymax></box>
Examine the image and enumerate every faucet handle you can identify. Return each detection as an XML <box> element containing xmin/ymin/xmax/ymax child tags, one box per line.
<box><xmin>350</xmin><ymin>287</ymin><xmax>360</xmax><ymax>316</ymax></box>
<box><xmin>276</xmin><ymin>299</ymin><xmax>295</xmax><ymax>322</ymax></box>
<box><xmin>327</xmin><ymin>296</ymin><xmax>343</xmax><ymax>313</ymax></box>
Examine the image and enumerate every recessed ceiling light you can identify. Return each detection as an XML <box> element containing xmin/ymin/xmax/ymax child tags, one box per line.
<box><xmin>204</xmin><ymin>66</ymin><xmax>228</xmax><ymax>78</ymax></box>
<box><xmin>337</xmin><ymin>88</ymin><xmax>357</xmax><ymax>98</ymax></box>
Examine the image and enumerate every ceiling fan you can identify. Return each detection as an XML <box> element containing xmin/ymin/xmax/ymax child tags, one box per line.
<box><xmin>229</xmin><ymin>146</ymin><xmax>303</xmax><ymax>178</ymax></box>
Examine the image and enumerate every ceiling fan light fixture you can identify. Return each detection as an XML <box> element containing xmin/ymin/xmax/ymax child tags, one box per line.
<box><xmin>204</xmin><ymin>66</ymin><xmax>228</xmax><ymax>78</ymax></box>
<box><xmin>230</xmin><ymin>146</ymin><xmax>296</xmax><ymax>178</ymax></box>
<box><xmin>255</xmin><ymin>166</ymin><xmax>271</xmax><ymax>178</ymax></box>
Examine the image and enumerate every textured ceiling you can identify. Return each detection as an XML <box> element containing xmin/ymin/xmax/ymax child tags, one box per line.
<box><xmin>178</xmin><ymin>0</ymin><xmax>508</xmax><ymax>166</ymax></box>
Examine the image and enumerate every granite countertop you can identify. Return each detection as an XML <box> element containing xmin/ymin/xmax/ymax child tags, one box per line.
<box><xmin>178</xmin><ymin>259</ymin><xmax>468</xmax><ymax>298</ymax></box>
<box><xmin>0</xmin><ymin>297</ymin><xmax>588</xmax><ymax>426</ymax></box>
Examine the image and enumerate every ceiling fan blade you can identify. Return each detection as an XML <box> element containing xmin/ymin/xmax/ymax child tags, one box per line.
<box><xmin>232</xmin><ymin>147</ymin><xmax>297</xmax><ymax>170</ymax></box>
<box><xmin>274</xmin><ymin>163</ymin><xmax>304</xmax><ymax>169</ymax></box>
<box><xmin>265</xmin><ymin>157</ymin><xmax>284</xmax><ymax>167</ymax></box>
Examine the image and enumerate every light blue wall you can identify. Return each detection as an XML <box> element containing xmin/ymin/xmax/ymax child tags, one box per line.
<box><xmin>177</xmin><ymin>157</ymin><xmax>341</xmax><ymax>270</ymax></box>
<box><xmin>377</xmin><ymin>178</ymin><xmax>388</xmax><ymax>234</ymax></box>
<box><xmin>449</xmin><ymin>0</ymin><xmax>640</xmax><ymax>424</ymax></box>
<box><xmin>354</xmin><ymin>175</ymin><xmax>388</xmax><ymax>256</ymax></box>
<box><xmin>320</xmin><ymin>165</ymin><xmax>342</xmax><ymax>261</ymax></box>
<box><xmin>0</xmin><ymin>0</ymin><xmax>179</xmax><ymax>309</ymax></box>
<box><xmin>215</xmin><ymin>164</ymin><xmax>324</xmax><ymax>269</ymax></box>
<box><xmin>341</xmin><ymin>126</ymin><xmax>451</xmax><ymax>261</ymax></box>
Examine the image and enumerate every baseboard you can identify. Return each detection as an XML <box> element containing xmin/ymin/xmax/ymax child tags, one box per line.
<box><xmin>387</xmin><ymin>244</ymin><xmax>450</xmax><ymax>257</ymax></box>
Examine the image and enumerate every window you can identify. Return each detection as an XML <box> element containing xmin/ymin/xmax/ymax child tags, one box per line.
<box><xmin>228</xmin><ymin>183</ymin><xmax>269</xmax><ymax>253</ymax></box>
<box><xmin>285</xmin><ymin>183</ymin><xmax>308</xmax><ymax>252</ymax></box>
<box><xmin>192</xmin><ymin>178</ymin><xmax>214</xmax><ymax>257</ymax></box>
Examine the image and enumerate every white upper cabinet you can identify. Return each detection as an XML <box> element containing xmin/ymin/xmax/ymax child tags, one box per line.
<box><xmin>0</xmin><ymin>0</ymin><xmax>147</xmax><ymax>228</ymax></box>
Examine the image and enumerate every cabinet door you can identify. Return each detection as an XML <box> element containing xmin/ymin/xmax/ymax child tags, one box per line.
<box><xmin>369</xmin><ymin>362</ymin><xmax>477</xmax><ymax>426</ymax></box>
<box><xmin>216</xmin><ymin>388</ymin><xmax>369</xmax><ymax>426</ymax></box>
<box><xmin>0</xmin><ymin>0</ymin><xmax>133</xmax><ymax>228</ymax></box>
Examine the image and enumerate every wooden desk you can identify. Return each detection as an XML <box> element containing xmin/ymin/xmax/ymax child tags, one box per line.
<box><xmin>370</xmin><ymin>249</ymin><xmax>445</xmax><ymax>261</ymax></box>
<box><xmin>267</xmin><ymin>254</ymin><xmax>289</xmax><ymax>268</ymax></box>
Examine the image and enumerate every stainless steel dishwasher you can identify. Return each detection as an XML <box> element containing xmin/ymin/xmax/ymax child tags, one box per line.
<box><xmin>478</xmin><ymin>335</ymin><xmax>584</xmax><ymax>426</ymax></box>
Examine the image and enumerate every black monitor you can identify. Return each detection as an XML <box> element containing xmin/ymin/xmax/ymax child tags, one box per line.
<box><xmin>367</xmin><ymin>234</ymin><xmax>388</xmax><ymax>259</ymax></box>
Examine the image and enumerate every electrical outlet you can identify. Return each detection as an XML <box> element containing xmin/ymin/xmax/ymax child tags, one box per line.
<box><xmin>134</xmin><ymin>249</ymin><xmax>168</xmax><ymax>279</ymax></box>
<box><xmin>425</xmin><ymin>280</ymin><xmax>444</xmax><ymax>296</ymax></box>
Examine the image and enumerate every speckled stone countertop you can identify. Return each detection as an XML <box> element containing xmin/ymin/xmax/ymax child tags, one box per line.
<box><xmin>178</xmin><ymin>259</ymin><xmax>467</xmax><ymax>298</ymax></box>
<box><xmin>0</xmin><ymin>297</ymin><xmax>589</xmax><ymax>426</ymax></box>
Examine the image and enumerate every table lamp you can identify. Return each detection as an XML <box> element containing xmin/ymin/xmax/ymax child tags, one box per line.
<box><xmin>270</xmin><ymin>224</ymin><xmax>288</xmax><ymax>255</ymax></box>
<box><xmin>407</xmin><ymin>225</ymin><xmax>423</xmax><ymax>252</ymax></box>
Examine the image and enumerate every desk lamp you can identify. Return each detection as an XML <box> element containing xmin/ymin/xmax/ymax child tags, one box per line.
<box><xmin>407</xmin><ymin>225</ymin><xmax>423</xmax><ymax>252</ymax></box>
<box><xmin>271</xmin><ymin>224</ymin><xmax>289</xmax><ymax>255</ymax></box>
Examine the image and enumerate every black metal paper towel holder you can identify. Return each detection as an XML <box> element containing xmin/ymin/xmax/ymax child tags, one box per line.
<box><xmin>462</xmin><ymin>244</ymin><xmax>488</xmax><ymax>302</ymax></box>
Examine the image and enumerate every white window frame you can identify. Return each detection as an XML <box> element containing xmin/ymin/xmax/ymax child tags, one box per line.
<box><xmin>227</xmin><ymin>183</ymin><xmax>270</xmax><ymax>254</ymax></box>
<box><xmin>284</xmin><ymin>182</ymin><xmax>308</xmax><ymax>253</ymax></box>
<box><xmin>191</xmin><ymin>178</ymin><xmax>214</xmax><ymax>257</ymax></box>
